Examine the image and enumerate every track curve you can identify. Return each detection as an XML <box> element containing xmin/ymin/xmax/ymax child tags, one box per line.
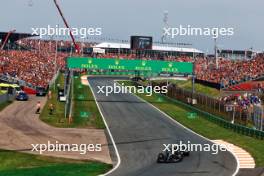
<box><xmin>88</xmin><ymin>77</ymin><xmax>238</xmax><ymax>176</ymax></box>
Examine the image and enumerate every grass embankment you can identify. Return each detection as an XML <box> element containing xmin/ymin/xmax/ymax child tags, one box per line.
<box><xmin>40</xmin><ymin>73</ymin><xmax>67</xmax><ymax>127</ymax></box>
<box><xmin>0</xmin><ymin>150</ymin><xmax>111</xmax><ymax>176</ymax></box>
<box><xmin>0</xmin><ymin>101</ymin><xmax>12</xmax><ymax>111</ymax></box>
<box><xmin>0</xmin><ymin>75</ymin><xmax>110</xmax><ymax>175</ymax></box>
<box><xmin>119</xmin><ymin>81</ymin><xmax>264</xmax><ymax>166</ymax></box>
<box><xmin>72</xmin><ymin>76</ymin><xmax>105</xmax><ymax>129</ymax></box>
<box><xmin>40</xmin><ymin>73</ymin><xmax>105</xmax><ymax>129</ymax></box>
<box><xmin>143</xmin><ymin>79</ymin><xmax>221</xmax><ymax>98</ymax></box>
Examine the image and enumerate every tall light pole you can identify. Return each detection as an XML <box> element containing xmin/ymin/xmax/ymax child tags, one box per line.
<box><xmin>232</xmin><ymin>102</ymin><xmax>237</xmax><ymax>124</ymax></box>
<box><xmin>192</xmin><ymin>50</ymin><xmax>195</xmax><ymax>96</ymax></box>
<box><xmin>161</xmin><ymin>10</ymin><xmax>169</xmax><ymax>44</ymax></box>
<box><xmin>213</xmin><ymin>31</ymin><xmax>218</xmax><ymax>69</ymax></box>
<box><xmin>54</xmin><ymin>31</ymin><xmax>58</xmax><ymax>91</ymax></box>
<box><xmin>214</xmin><ymin>38</ymin><xmax>219</xmax><ymax>69</ymax></box>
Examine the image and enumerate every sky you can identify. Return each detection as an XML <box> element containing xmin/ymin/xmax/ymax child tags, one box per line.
<box><xmin>1</xmin><ymin>0</ymin><xmax>263</xmax><ymax>53</ymax></box>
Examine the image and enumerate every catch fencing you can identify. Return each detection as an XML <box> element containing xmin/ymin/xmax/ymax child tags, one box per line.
<box><xmin>149</xmin><ymin>82</ymin><xmax>264</xmax><ymax>139</ymax></box>
<box><xmin>165</xmin><ymin>85</ymin><xmax>249</xmax><ymax>125</ymax></box>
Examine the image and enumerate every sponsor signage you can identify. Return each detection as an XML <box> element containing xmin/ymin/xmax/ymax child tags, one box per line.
<box><xmin>67</xmin><ymin>57</ymin><xmax>193</xmax><ymax>74</ymax></box>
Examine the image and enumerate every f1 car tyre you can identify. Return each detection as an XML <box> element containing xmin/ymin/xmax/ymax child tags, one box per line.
<box><xmin>169</xmin><ymin>153</ymin><xmax>183</xmax><ymax>163</ymax></box>
<box><xmin>157</xmin><ymin>153</ymin><xmax>166</xmax><ymax>163</ymax></box>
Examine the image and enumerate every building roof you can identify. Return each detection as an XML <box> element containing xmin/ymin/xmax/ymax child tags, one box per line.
<box><xmin>0</xmin><ymin>32</ymin><xmax>36</xmax><ymax>42</ymax></box>
<box><xmin>94</xmin><ymin>42</ymin><xmax>203</xmax><ymax>53</ymax></box>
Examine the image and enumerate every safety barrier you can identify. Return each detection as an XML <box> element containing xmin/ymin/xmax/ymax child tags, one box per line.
<box><xmin>87</xmin><ymin>70</ymin><xmax>158</xmax><ymax>77</ymax></box>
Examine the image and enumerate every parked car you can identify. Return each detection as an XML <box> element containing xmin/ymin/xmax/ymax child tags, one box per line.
<box><xmin>16</xmin><ymin>92</ymin><xmax>29</xmax><ymax>101</ymax></box>
<box><xmin>36</xmin><ymin>86</ymin><xmax>47</xmax><ymax>96</ymax></box>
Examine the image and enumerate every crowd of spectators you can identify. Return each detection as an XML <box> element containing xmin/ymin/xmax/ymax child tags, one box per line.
<box><xmin>195</xmin><ymin>55</ymin><xmax>264</xmax><ymax>88</ymax></box>
<box><xmin>19</xmin><ymin>39</ymin><xmax>97</xmax><ymax>53</ymax></box>
<box><xmin>0</xmin><ymin>38</ymin><xmax>98</xmax><ymax>88</ymax></box>
<box><xmin>1</xmin><ymin>38</ymin><xmax>264</xmax><ymax>90</ymax></box>
<box><xmin>0</xmin><ymin>41</ymin><xmax>66</xmax><ymax>88</ymax></box>
<box><xmin>94</xmin><ymin>53</ymin><xmax>194</xmax><ymax>62</ymax></box>
<box><xmin>220</xmin><ymin>93</ymin><xmax>261</xmax><ymax>110</ymax></box>
<box><xmin>95</xmin><ymin>52</ymin><xmax>264</xmax><ymax>89</ymax></box>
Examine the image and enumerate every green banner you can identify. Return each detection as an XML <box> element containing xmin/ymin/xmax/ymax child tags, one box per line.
<box><xmin>67</xmin><ymin>57</ymin><xmax>193</xmax><ymax>74</ymax></box>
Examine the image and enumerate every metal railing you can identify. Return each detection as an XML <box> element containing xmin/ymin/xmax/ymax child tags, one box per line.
<box><xmin>165</xmin><ymin>84</ymin><xmax>251</xmax><ymax>125</ymax></box>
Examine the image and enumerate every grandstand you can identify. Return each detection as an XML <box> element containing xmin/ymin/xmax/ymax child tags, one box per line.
<box><xmin>195</xmin><ymin>54</ymin><xmax>264</xmax><ymax>89</ymax></box>
<box><xmin>0</xmin><ymin>25</ymin><xmax>264</xmax><ymax>97</ymax></box>
<box><xmin>0</xmin><ymin>32</ymin><xmax>35</xmax><ymax>50</ymax></box>
<box><xmin>1</xmin><ymin>32</ymin><xmax>264</xmax><ymax>93</ymax></box>
<box><xmin>0</xmin><ymin>33</ymin><xmax>66</xmax><ymax>92</ymax></box>
<box><xmin>217</xmin><ymin>49</ymin><xmax>256</xmax><ymax>60</ymax></box>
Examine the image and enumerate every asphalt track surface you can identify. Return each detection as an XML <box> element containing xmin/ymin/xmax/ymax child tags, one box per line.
<box><xmin>88</xmin><ymin>77</ymin><xmax>238</xmax><ymax>176</ymax></box>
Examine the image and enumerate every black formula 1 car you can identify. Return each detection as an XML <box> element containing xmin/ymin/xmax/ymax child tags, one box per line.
<box><xmin>157</xmin><ymin>147</ymin><xmax>190</xmax><ymax>163</ymax></box>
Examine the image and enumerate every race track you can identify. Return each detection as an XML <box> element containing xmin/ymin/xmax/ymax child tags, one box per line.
<box><xmin>88</xmin><ymin>77</ymin><xmax>238</xmax><ymax>176</ymax></box>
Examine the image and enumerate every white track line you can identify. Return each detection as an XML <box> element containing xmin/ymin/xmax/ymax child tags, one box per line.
<box><xmin>81</xmin><ymin>76</ymin><xmax>121</xmax><ymax>176</ymax></box>
<box><xmin>114</xmin><ymin>80</ymin><xmax>240</xmax><ymax>176</ymax></box>
<box><xmin>84</xmin><ymin>76</ymin><xmax>240</xmax><ymax>176</ymax></box>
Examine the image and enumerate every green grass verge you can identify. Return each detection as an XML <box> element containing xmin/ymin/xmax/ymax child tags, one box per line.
<box><xmin>39</xmin><ymin>73</ymin><xmax>68</xmax><ymax>127</ymax></box>
<box><xmin>142</xmin><ymin>79</ymin><xmax>221</xmax><ymax>98</ymax></box>
<box><xmin>40</xmin><ymin>73</ymin><xmax>105</xmax><ymax>129</ymax></box>
<box><xmin>72</xmin><ymin>76</ymin><xmax>105</xmax><ymax>129</ymax></box>
<box><xmin>0</xmin><ymin>150</ymin><xmax>111</xmax><ymax>176</ymax></box>
<box><xmin>0</xmin><ymin>101</ymin><xmax>12</xmax><ymax>111</ymax></box>
<box><xmin>119</xmin><ymin>81</ymin><xmax>264</xmax><ymax>167</ymax></box>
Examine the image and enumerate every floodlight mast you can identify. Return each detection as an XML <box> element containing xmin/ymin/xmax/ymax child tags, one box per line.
<box><xmin>53</xmin><ymin>0</ymin><xmax>80</xmax><ymax>54</ymax></box>
<box><xmin>161</xmin><ymin>11</ymin><xmax>169</xmax><ymax>43</ymax></box>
